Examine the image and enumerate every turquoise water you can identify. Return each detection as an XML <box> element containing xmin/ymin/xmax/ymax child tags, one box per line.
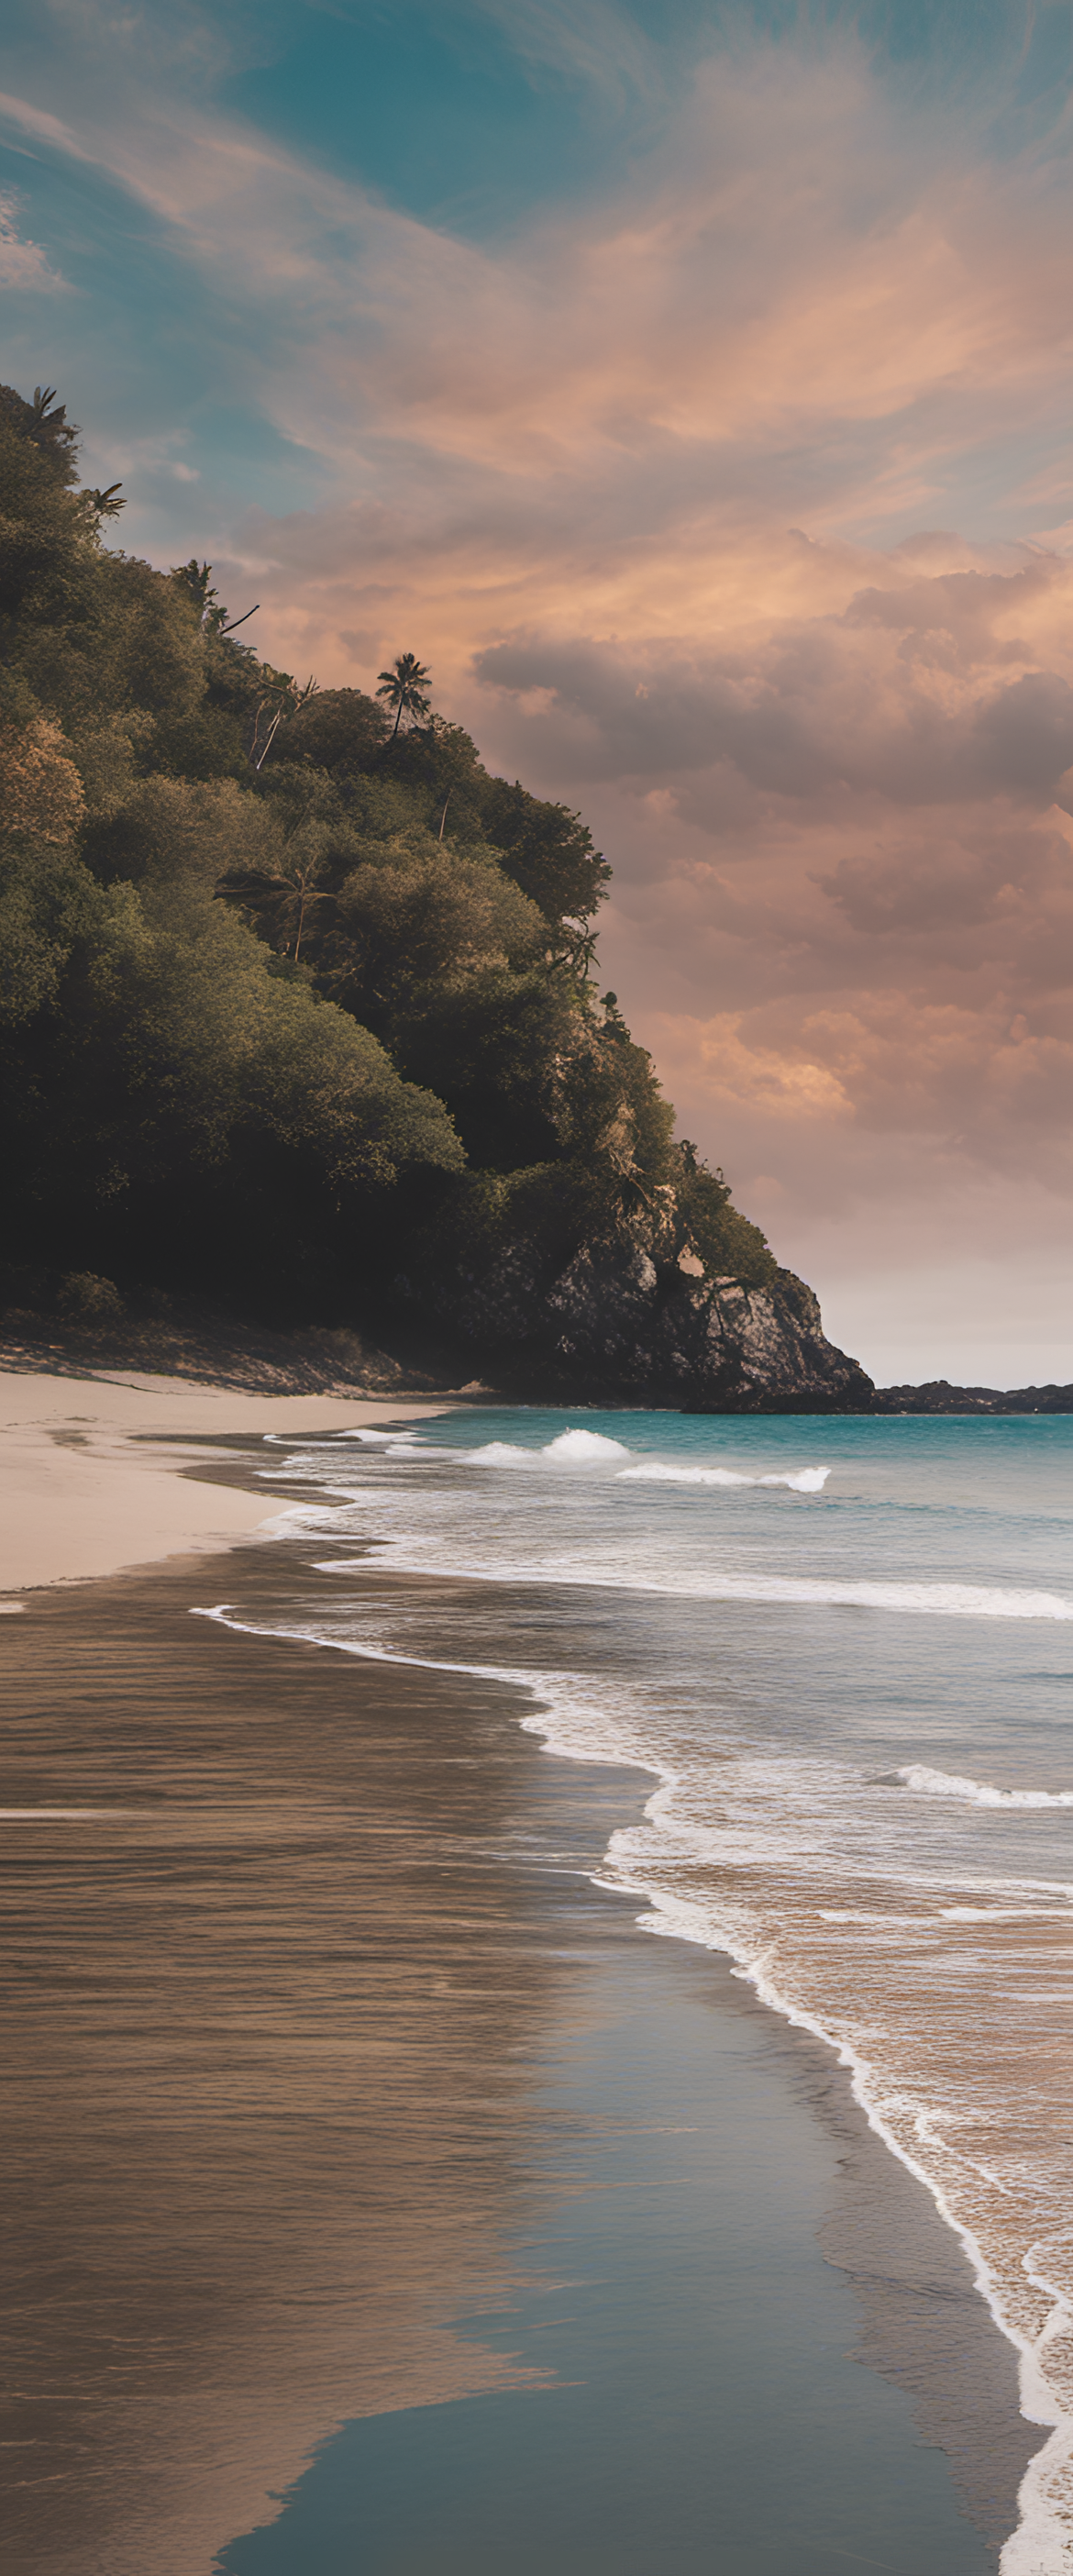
<box><xmin>215</xmin><ymin>1409</ymin><xmax>1073</xmax><ymax>2571</ymax></box>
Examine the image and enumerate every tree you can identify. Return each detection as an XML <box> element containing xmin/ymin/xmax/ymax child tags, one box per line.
<box><xmin>171</xmin><ymin>560</ymin><xmax>258</xmax><ymax>638</ymax></box>
<box><xmin>0</xmin><ymin>384</ymin><xmax>80</xmax><ymax>485</ymax></box>
<box><xmin>266</xmin><ymin>687</ymin><xmax>388</xmax><ymax>773</ymax></box>
<box><xmin>249</xmin><ymin>671</ymin><xmax>318</xmax><ymax>772</ymax></box>
<box><xmin>479</xmin><ymin>777</ymin><xmax>610</xmax><ymax>927</ymax></box>
<box><xmin>1</xmin><ymin>370</ymin><xmax>777</xmax><ymax>1333</ymax></box>
<box><xmin>375</xmin><ymin>652</ymin><xmax>432</xmax><ymax>740</ymax></box>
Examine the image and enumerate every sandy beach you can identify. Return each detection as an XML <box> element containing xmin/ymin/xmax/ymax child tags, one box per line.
<box><xmin>0</xmin><ymin>1366</ymin><xmax>448</xmax><ymax>1597</ymax></box>
<box><xmin>1</xmin><ymin>1377</ymin><xmax>1040</xmax><ymax>2573</ymax></box>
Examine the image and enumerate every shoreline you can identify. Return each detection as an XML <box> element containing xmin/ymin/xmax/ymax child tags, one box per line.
<box><xmin>1</xmin><ymin>1390</ymin><xmax>1044</xmax><ymax>2569</ymax></box>
<box><xmin>207</xmin><ymin>1574</ymin><xmax>1045</xmax><ymax>2564</ymax></box>
<box><xmin>570</xmin><ymin>1760</ymin><xmax>1060</xmax><ymax>2563</ymax></box>
<box><xmin>0</xmin><ymin>1364</ymin><xmax>452</xmax><ymax>1596</ymax></box>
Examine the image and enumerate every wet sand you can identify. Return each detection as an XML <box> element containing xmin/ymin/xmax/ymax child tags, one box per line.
<box><xmin>1</xmin><ymin>1506</ymin><xmax>1041</xmax><ymax>2573</ymax></box>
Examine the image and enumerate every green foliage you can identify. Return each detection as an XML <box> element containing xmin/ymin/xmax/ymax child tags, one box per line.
<box><xmin>0</xmin><ymin>385</ymin><xmax>81</xmax><ymax>487</ymax></box>
<box><xmin>375</xmin><ymin>650</ymin><xmax>432</xmax><ymax>738</ymax></box>
<box><xmin>271</xmin><ymin>687</ymin><xmax>390</xmax><ymax>775</ymax></box>
<box><xmin>0</xmin><ymin>396</ymin><xmax>102</xmax><ymax>634</ymax></box>
<box><xmin>0</xmin><ymin>838</ymin><xmax>98</xmax><ymax>1027</ymax></box>
<box><xmin>478</xmin><ymin>775</ymin><xmax>610</xmax><ymax>925</ymax></box>
<box><xmin>1</xmin><ymin>376</ymin><xmax>770</xmax><ymax>1327</ymax></box>
<box><xmin>4</xmin><ymin>823</ymin><xmax>461</xmax><ymax>1297</ymax></box>
<box><xmin>329</xmin><ymin>838</ymin><xmax>568</xmax><ymax>1167</ymax></box>
<box><xmin>672</xmin><ymin>1145</ymin><xmax>778</xmax><ymax>1288</ymax></box>
<box><xmin>263</xmin><ymin>692</ymin><xmax>609</xmax><ymax>923</ymax></box>
<box><xmin>57</xmin><ymin>1270</ymin><xmax>125</xmax><ymax>1323</ymax></box>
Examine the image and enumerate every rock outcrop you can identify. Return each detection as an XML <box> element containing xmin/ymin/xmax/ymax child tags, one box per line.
<box><xmin>871</xmin><ymin>1380</ymin><xmax>1073</xmax><ymax>1415</ymax></box>
<box><xmin>405</xmin><ymin>1232</ymin><xmax>874</xmax><ymax>1411</ymax></box>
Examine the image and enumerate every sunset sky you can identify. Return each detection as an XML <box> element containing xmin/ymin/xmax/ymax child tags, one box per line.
<box><xmin>4</xmin><ymin>0</ymin><xmax>1073</xmax><ymax>1386</ymax></box>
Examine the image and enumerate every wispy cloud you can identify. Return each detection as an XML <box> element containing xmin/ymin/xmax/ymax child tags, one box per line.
<box><xmin>0</xmin><ymin>89</ymin><xmax>85</xmax><ymax>156</ymax></box>
<box><xmin>5</xmin><ymin>2</ymin><xmax>1073</xmax><ymax>1369</ymax></box>
<box><xmin>463</xmin><ymin>0</ymin><xmax>661</xmax><ymax>105</ymax></box>
<box><xmin>0</xmin><ymin>185</ymin><xmax>68</xmax><ymax>287</ymax></box>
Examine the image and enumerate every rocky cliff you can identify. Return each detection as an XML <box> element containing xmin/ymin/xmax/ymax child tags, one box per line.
<box><xmin>403</xmin><ymin>1231</ymin><xmax>875</xmax><ymax>1411</ymax></box>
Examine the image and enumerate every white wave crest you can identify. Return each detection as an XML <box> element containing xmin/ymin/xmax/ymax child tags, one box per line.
<box><xmin>463</xmin><ymin>1434</ymin><xmax>827</xmax><ymax>1488</ymax></box>
<box><xmin>310</xmin><ymin>1549</ymin><xmax>1072</xmax><ymax>1621</ymax></box>
<box><xmin>335</xmin><ymin>1427</ymin><xmax>415</xmax><ymax>1445</ymax></box>
<box><xmin>615</xmin><ymin>1462</ymin><xmax>830</xmax><ymax>1493</ymax></box>
<box><xmin>901</xmin><ymin>1764</ymin><xmax>1073</xmax><ymax>1809</ymax></box>
<box><xmin>192</xmin><ymin>1593</ymin><xmax>1073</xmax><ymax>2571</ymax></box>
<box><xmin>468</xmin><ymin>1427</ymin><xmax>632</xmax><ymax>1467</ymax></box>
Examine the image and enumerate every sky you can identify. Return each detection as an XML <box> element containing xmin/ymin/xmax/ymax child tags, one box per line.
<box><xmin>3</xmin><ymin>0</ymin><xmax>1073</xmax><ymax>1387</ymax></box>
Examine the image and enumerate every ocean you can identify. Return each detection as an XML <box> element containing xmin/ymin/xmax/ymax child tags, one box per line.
<box><xmin>202</xmin><ymin>1404</ymin><xmax>1073</xmax><ymax>2573</ymax></box>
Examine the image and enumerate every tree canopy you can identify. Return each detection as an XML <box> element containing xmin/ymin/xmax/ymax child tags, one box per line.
<box><xmin>1</xmin><ymin>378</ymin><xmax>776</xmax><ymax>1338</ymax></box>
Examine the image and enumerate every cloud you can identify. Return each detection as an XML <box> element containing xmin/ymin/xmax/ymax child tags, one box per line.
<box><xmin>4</xmin><ymin>4</ymin><xmax>1073</xmax><ymax>1371</ymax></box>
<box><xmin>6</xmin><ymin>27</ymin><xmax>1073</xmax><ymax>490</ymax></box>
<box><xmin>471</xmin><ymin>560</ymin><xmax>1073</xmax><ymax>818</ymax></box>
<box><xmin>465</xmin><ymin>0</ymin><xmax>660</xmax><ymax>104</ymax></box>
<box><xmin>0</xmin><ymin>90</ymin><xmax>84</xmax><ymax>157</ymax></box>
<box><xmin>0</xmin><ymin>187</ymin><xmax>68</xmax><ymax>289</ymax></box>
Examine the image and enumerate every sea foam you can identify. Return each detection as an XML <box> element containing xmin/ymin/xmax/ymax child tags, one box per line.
<box><xmin>310</xmin><ymin>1549</ymin><xmax>1073</xmax><ymax>1622</ymax></box>
<box><xmin>469</xmin><ymin>1428</ymin><xmax>632</xmax><ymax>1466</ymax></box>
<box><xmin>238</xmin><ymin>1406</ymin><xmax>1073</xmax><ymax>2574</ymax></box>
<box><xmin>462</xmin><ymin>1431</ymin><xmax>824</xmax><ymax>1486</ymax></box>
<box><xmin>615</xmin><ymin>1461</ymin><xmax>829</xmax><ymax>1492</ymax></box>
<box><xmin>901</xmin><ymin>1764</ymin><xmax>1073</xmax><ymax>1809</ymax></box>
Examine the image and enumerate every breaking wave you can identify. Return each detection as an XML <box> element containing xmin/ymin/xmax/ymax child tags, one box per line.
<box><xmin>468</xmin><ymin>1428</ymin><xmax>631</xmax><ymax>1466</ymax></box>
<box><xmin>212</xmin><ymin>1402</ymin><xmax>1073</xmax><ymax>2571</ymax></box>
<box><xmin>615</xmin><ymin>1461</ymin><xmax>829</xmax><ymax>1492</ymax></box>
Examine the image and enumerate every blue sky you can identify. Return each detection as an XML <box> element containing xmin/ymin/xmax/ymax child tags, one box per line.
<box><xmin>5</xmin><ymin>3</ymin><xmax>1073</xmax><ymax>529</ymax></box>
<box><xmin>4</xmin><ymin>0</ymin><xmax>1073</xmax><ymax>1380</ymax></box>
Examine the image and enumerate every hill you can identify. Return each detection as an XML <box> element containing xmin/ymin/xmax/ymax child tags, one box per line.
<box><xmin>0</xmin><ymin>380</ymin><xmax>870</xmax><ymax>1410</ymax></box>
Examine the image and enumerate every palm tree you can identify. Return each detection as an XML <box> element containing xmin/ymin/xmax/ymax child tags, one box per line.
<box><xmin>375</xmin><ymin>652</ymin><xmax>432</xmax><ymax>739</ymax></box>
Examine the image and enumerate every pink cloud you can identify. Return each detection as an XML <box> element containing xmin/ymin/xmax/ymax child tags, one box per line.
<box><xmin>12</xmin><ymin>18</ymin><xmax>1073</xmax><ymax>1375</ymax></box>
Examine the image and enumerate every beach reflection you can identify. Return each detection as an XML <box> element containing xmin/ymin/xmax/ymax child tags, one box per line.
<box><xmin>2</xmin><ymin>1545</ymin><xmax>590</xmax><ymax>2576</ymax></box>
<box><xmin>3</xmin><ymin>1467</ymin><xmax>1041</xmax><ymax>2576</ymax></box>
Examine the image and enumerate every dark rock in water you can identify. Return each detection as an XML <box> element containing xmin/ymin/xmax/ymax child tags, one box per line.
<box><xmin>872</xmin><ymin>1379</ymin><xmax>1073</xmax><ymax>1415</ymax></box>
<box><xmin>402</xmin><ymin>1231</ymin><xmax>874</xmax><ymax>1412</ymax></box>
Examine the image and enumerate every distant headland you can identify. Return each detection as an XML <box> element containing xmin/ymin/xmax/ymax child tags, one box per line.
<box><xmin>4</xmin><ymin>378</ymin><xmax>1065</xmax><ymax>1420</ymax></box>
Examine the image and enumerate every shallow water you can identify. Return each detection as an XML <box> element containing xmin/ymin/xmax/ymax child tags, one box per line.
<box><xmin>6</xmin><ymin>1534</ymin><xmax>1014</xmax><ymax>2576</ymax></box>
<box><xmin>218</xmin><ymin>1950</ymin><xmax>997</xmax><ymax>2576</ymax></box>
<box><xmin>233</xmin><ymin>1407</ymin><xmax>1073</xmax><ymax>2571</ymax></box>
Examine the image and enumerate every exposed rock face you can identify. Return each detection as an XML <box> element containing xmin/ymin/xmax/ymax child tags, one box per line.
<box><xmin>408</xmin><ymin>1232</ymin><xmax>874</xmax><ymax>1411</ymax></box>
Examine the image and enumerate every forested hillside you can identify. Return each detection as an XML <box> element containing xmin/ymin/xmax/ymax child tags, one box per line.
<box><xmin>0</xmin><ymin>380</ymin><xmax>787</xmax><ymax>1349</ymax></box>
